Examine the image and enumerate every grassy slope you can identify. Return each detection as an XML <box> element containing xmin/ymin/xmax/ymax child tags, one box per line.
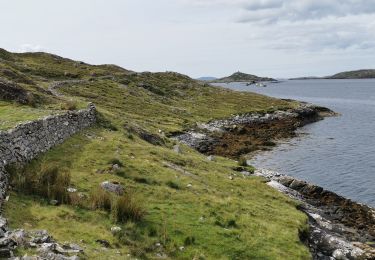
<box><xmin>1</xmin><ymin>48</ymin><xmax>310</xmax><ymax>259</ymax></box>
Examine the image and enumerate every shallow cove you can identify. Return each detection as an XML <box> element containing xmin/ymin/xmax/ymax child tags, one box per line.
<box><xmin>215</xmin><ymin>79</ymin><xmax>375</xmax><ymax>207</ymax></box>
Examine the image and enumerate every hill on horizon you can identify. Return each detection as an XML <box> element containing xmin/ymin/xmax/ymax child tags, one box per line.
<box><xmin>212</xmin><ymin>71</ymin><xmax>276</xmax><ymax>83</ymax></box>
<box><xmin>327</xmin><ymin>69</ymin><xmax>375</xmax><ymax>79</ymax></box>
<box><xmin>196</xmin><ymin>76</ymin><xmax>217</xmax><ymax>81</ymax></box>
<box><xmin>290</xmin><ymin>69</ymin><xmax>375</xmax><ymax>80</ymax></box>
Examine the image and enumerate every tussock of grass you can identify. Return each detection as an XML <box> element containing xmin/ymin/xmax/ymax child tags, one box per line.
<box><xmin>90</xmin><ymin>187</ymin><xmax>112</xmax><ymax>211</ymax></box>
<box><xmin>60</xmin><ymin>100</ymin><xmax>78</xmax><ymax>111</ymax></box>
<box><xmin>8</xmin><ymin>164</ymin><xmax>71</xmax><ymax>204</ymax></box>
<box><xmin>112</xmin><ymin>193</ymin><xmax>146</xmax><ymax>223</ymax></box>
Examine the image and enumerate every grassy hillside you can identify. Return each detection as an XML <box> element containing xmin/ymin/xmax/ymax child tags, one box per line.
<box><xmin>0</xmin><ymin>48</ymin><xmax>310</xmax><ymax>259</ymax></box>
<box><xmin>212</xmin><ymin>72</ymin><xmax>275</xmax><ymax>83</ymax></box>
<box><xmin>327</xmin><ymin>69</ymin><xmax>375</xmax><ymax>79</ymax></box>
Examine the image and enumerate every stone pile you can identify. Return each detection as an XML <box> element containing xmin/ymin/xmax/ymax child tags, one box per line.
<box><xmin>0</xmin><ymin>225</ymin><xmax>83</xmax><ymax>259</ymax></box>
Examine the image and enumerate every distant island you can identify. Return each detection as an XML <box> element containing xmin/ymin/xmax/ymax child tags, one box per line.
<box><xmin>197</xmin><ymin>76</ymin><xmax>217</xmax><ymax>81</ymax></box>
<box><xmin>211</xmin><ymin>71</ymin><xmax>276</xmax><ymax>83</ymax></box>
<box><xmin>327</xmin><ymin>69</ymin><xmax>375</xmax><ymax>79</ymax></box>
<box><xmin>291</xmin><ymin>69</ymin><xmax>375</xmax><ymax>80</ymax></box>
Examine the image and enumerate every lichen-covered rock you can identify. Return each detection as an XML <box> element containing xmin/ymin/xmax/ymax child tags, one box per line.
<box><xmin>100</xmin><ymin>181</ymin><xmax>124</xmax><ymax>195</ymax></box>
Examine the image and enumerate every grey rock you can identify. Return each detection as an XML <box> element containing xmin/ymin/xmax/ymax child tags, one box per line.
<box><xmin>111</xmin><ymin>164</ymin><xmax>120</xmax><ymax>171</ymax></box>
<box><xmin>0</xmin><ymin>248</ymin><xmax>12</xmax><ymax>258</ymax></box>
<box><xmin>8</xmin><ymin>229</ymin><xmax>28</xmax><ymax>246</ymax></box>
<box><xmin>100</xmin><ymin>181</ymin><xmax>124</xmax><ymax>195</ymax></box>
<box><xmin>207</xmin><ymin>155</ymin><xmax>215</xmax><ymax>161</ymax></box>
<box><xmin>49</xmin><ymin>200</ymin><xmax>59</xmax><ymax>206</ymax></box>
<box><xmin>67</xmin><ymin>188</ymin><xmax>77</xmax><ymax>193</ymax></box>
<box><xmin>110</xmin><ymin>226</ymin><xmax>122</xmax><ymax>234</ymax></box>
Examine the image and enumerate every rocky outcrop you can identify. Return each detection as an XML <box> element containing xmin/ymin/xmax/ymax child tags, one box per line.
<box><xmin>0</xmin><ymin>103</ymin><xmax>96</xmax><ymax>258</ymax></box>
<box><xmin>0</xmin><ymin>79</ymin><xmax>32</xmax><ymax>105</ymax></box>
<box><xmin>174</xmin><ymin>103</ymin><xmax>336</xmax><ymax>157</ymax></box>
<box><xmin>255</xmin><ymin>169</ymin><xmax>375</xmax><ymax>259</ymax></box>
<box><xmin>0</xmin><ymin>228</ymin><xmax>83</xmax><ymax>259</ymax></box>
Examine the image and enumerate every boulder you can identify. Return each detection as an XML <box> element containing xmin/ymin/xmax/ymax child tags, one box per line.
<box><xmin>100</xmin><ymin>181</ymin><xmax>124</xmax><ymax>195</ymax></box>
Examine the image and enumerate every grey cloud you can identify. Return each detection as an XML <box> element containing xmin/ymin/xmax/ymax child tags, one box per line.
<box><xmin>248</xmin><ymin>15</ymin><xmax>375</xmax><ymax>52</ymax></box>
<box><xmin>244</xmin><ymin>0</ymin><xmax>283</xmax><ymax>11</ymax></box>
<box><xmin>238</xmin><ymin>0</ymin><xmax>375</xmax><ymax>23</ymax></box>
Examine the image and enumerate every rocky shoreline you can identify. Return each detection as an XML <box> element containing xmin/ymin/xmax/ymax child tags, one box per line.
<box><xmin>174</xmin><ymin>103</ymin><xmax>375</xmax><ymax>259</ymax></box>
<box><xmin>255</xmin><ymin>169</ymin><xmax>375</xmax><ymax>259</ymax></box>
<box><xmin>174</xmin><ymin>102</ymin><xmax>337</xmax><ymax>158</ymax></box>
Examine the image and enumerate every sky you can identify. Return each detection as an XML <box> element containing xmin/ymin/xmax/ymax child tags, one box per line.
<box><xmin>0</xmin><ymin>0</ymin><xmax>375</xmax><ymax>78</ymax></box>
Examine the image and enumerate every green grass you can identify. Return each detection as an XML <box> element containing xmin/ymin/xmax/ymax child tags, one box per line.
<box><xmin>1</xmin><ymin>48</ymin><xmax>310</xmax><ymax>259</ymax></box>
<box><xmin>5</xmin><ymin>127</ymin><xmax>310</xmax><ymax>259</ymax></box>
<box><xmin>0</xmin><ymin>101</ymin><xmax>59</xmax><ymax>130</ymax></box>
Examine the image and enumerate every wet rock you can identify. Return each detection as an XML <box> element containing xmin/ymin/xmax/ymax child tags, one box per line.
<box><xmin>278</xmin><ymin>176</ymin><xmax>294</xmax><ymax>187</ymax></box>
<box><xmin>289</xmin><ymin>179</ymin><xmax>307</xmax><ymax>190</ymax></box>
<box><xmin>256</xmin><ymin>168</ymin><xmax>373</xmax><ymax>259</ymax></box>
<box><xmin>100</xmin><ymin>181</ymin><xmax>124</xmax><ymax>195</ymax></box>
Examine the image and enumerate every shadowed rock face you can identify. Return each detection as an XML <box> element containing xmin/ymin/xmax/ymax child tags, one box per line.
<box><xmin>0</xmin><ymin>80</ymin><xmax>31</xmax><ymax>104</ymax></box>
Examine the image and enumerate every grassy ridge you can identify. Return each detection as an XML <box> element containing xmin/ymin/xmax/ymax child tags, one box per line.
<box><xmin>328</xmin><ymin>69</ymin><xmax>375</xmax><ymax>79</ymax></box>
<box><xmin>1</xmin><ymin>48</ymin><xmax>310</xmax><ymax>259</ymax></box>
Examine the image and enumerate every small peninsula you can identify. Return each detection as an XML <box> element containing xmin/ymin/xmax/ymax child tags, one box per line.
<box><xmin>212</xmin><ymin>71</ymin><xmax>276</xmax><ymax>83</ymax></box>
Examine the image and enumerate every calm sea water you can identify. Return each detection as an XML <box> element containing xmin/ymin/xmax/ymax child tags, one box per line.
<box><xmin>217</xmin><ymin>79</ymin><xmax>375</xmax><ymax>207</ymax></box>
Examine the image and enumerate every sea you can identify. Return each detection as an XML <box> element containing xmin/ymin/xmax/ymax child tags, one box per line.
<box><xmin>217</xmin><ymin>79</ymin><xmax>375</xmax><ymax>207</ymax></box>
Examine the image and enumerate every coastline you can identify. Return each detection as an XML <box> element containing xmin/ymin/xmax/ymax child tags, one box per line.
<box><xmin>255</xmin><ymin>169</ymin><xmax>375</xmax><ymax>259</ymax></box>
<box><xmin>174</xmin><ymin>102</ymin><xmax>375</xmax><ymax>259</ymax></box>
<box><xmin>174</xmin><ymin>102</ymin><xmax>337</xmax><ymax>158</ymax></box>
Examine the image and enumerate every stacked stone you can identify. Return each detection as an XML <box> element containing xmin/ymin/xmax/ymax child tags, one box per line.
<box><xmin>0</xmin><ymin>103</ymin><xmax>96</xmax><ymax>258</ymax></box>
<box><xmin>0</xmin><ymin>103</ymin><xmax>96</xmax><ymax>165</ymax></box>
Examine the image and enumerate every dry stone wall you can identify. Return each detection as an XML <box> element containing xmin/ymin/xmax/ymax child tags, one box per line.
<box><xmin>0</xmin><ymin>103</ymin><xmax>96</xmax><ymax>204</ymax></box>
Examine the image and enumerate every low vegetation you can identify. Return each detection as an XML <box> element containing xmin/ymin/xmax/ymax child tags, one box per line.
<box><xmin>327</xmin><ymin>69</ymin><xmax>375</xmax><ymax>79</ymax></box>
<box><xmin>1</xmin><ymin>48</ymin><xmax>310</xmax><ymax>259</ymax></box>
<box><xmin>212</xmin><ymin>71</ymin><xmax>276</xmax><ymax>83</ymax></box>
